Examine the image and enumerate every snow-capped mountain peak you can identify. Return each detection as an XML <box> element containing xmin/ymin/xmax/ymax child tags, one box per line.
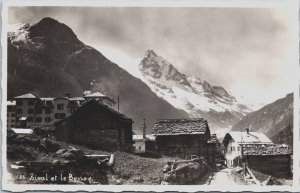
<box><xmin>139</xmin><ymin>50</ymin><xmax>252</xmax><ymax>130</ymax></box>
<box><xmin>140</xmin><ymin>49</ymin><xmax>191</xmax><ymax>88</ymax></box>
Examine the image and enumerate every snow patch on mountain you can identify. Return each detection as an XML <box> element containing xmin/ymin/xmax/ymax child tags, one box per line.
<box><xmin>8</xmin><ymin>23</ymin><xmax>47</xmax><ymax>52</ymax></box>
<box><xmin>139</xmin><ymin>49</ymin><xmax>253</xmax><ymax>129</ymax></box>
<box><xmin>8</xmin><ymin>23</ymin><xmax>30</xmax><ymax>46</ymax></box>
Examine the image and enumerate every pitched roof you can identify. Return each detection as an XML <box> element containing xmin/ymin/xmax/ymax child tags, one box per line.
<box><xmin>19</xmin><ymin>117</ymin><xmax>28</xmax><ymax>121</ymax></box>
<box><xmin>133</xmin><ymin>134</ymin><xmax>155</xmax><ymax>141</ymax></box>
<box><xmin>14</xmin><ymin>93</ymin><xmax>37</xmax><ymax>99</ymax></box>
<box><xmin>69</xmin><ymin>97</ymin><xmax>85</xmax><ymax>101</ymax></box>
<box><xmin>55</xmin><ymin>99</ymin><xmax>132</xmax><ymax>124</ymax></box>
<box><xmin>11</xmin><ymin>128</ymin><xmax>33</xmax><ymax>135</ymax></box>
<box><xmin>40</xmin><ymin>97</ymin><xmax>85</xmax><ymax>101</ymax></box>
<box><xmin>244</xmin><ymin>144</ymin><xmax>292</xmax><ymax>156</ymax></box>
<box><xmin>84</xmin><ymin>92</ymin><xmax>106</xmax><ymax>98</ymax></box>
<box><xmin>84</xmin><ymin>92</ymin><xmax>116</xmax><ymax>103</ymax></box>
<box><xmin>226</xmin><ymin>131</ymin><xmax>273</xmax><ymax>144</ymax></box>
<box><xmin>7</xmin><ymin>100</ymin><xmax>16</xmax><ymax>106</ymax></box>
<box><xmin>152</xmin><ymin>118</ymin><xmax>209</xmax><ymax>136</ymax></box>
<box><xmin>40</xmin><ymin>97</ymin><xmax>55</xmax><ymax>101</ymax></box>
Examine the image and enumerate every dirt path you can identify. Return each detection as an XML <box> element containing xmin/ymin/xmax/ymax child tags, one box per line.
<box><xmin>200</xmin><ymin>168</ymin><xmax>240</xmax><ymax>186</ymax></box>
<box><xmin>208</xmin><ymin>168</ymin><xmax>235</xmax><ymax>185</ymax></box>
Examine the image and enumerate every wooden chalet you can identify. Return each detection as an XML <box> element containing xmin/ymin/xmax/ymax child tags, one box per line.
<box><xmin>244</xmin><ymin>145</ymin><xmax>292</xmax><ymax>178</ymax></box>
<box><xmin>54</xmin><ymin>99</ymin><xmax>133</xmax><ymax>152</ymax></box>
<box><xmin>152</xmin><ymin>118</ymin><xmax>212</xmax><ymax>159</ymax></box>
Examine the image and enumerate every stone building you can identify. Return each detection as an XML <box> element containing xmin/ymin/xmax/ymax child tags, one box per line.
<box><xmin>133</xmin><ymin>119</ymin><xmax>156</xmax><ymax>154</ymax></box>
<box><xmin>7</xmin><ymin>100</ymin><xmax>16</xmax><ymax>129</ymax></box>
<box><xmin>222</xmin><ymin>129</ymin><xmax>274</xmax><ymax>168</ymax></box>
<box><xmin>9</xmin><ymin>91</ymin><xmax>115</xmax><ymax>129</ymax></box>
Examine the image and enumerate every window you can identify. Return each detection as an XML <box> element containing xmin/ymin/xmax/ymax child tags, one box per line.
<box><xmin>7</xmin><ymin>106</ymin><xmax>15</xmax><ymax>111</ymax></box>
<box><xmin>237</xmin><ymin>146</ymin><xmax>240</xmax><ymax>151</ymax></box>
<box><xmin>27</xmin><ymin>109</ymin><xmax>34</xmax><ymax>114</ymax></box>
<box><xmin>7</xmin><ymin>113</ymin><xmax>9</xmax><ymax>117</ymax></box>
<box><xmin>16</xmin><ymin>109</ymin><xmax>23</xmax><ymax>114</ymax></box>
<box><xmin>27</xmin><ymin>117</ymin><xmax>33</xmax><ymax>122</ymax></box>
<box><xmin>69</xmin><ymin>101</ymin><xmax>76</xmax><ymax>106</ymax></box>
<box><xmin>35</xmin><ymin>117</ymin><xmax>42</xmax><ymax>123</ymax></box>
<box><xmin>46</xmin><ymin>101</ymin><xmax>53</xmax><ymax>106</ymax></box>
<box><xmin>16</xmin><ymin>100</ymin><xmax>23</xmax><ymax>106</ymax></box>
<box><xmin>57</xmin><ymin>104</ymin><xmax>64</xmax><ymax>110</ymax></box>
<box><xmin>28</xmin><ymin>100</ymin><xmax>34</xmax><ymax>106</ymax></box>
<box><xmin>232</xmin><ymin>147</ymin><xmax>235</xmax><ymax>152</ymax></box>
<box><xmin>11</xmin><ymin>114</ymin><xmax>15</xmax><ymax>117</ymax></box>
<box><xmin>45</xmin><ymin>109</ymin><xmax>51</xmax><ymax>114</ymax></box>
<box><xmin>45</xmin><ymin>117</ymin><xmax>51</xmax><ymax>122</ymax></box>
<box><xmin>55</xmin><ymin>113</ymin><xmax>66</xmax><ymax>119</ymax></box>
<box><xmin>35</xmin><ymin>109</ymin><xmax>42</xmax><ymax>114</ymax></box>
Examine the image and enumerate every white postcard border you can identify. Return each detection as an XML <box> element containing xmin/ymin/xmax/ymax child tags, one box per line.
<box><xmin>1</xmin><ymin>0</ymin><xmax>299</xmax><ymax>192</ymax></box>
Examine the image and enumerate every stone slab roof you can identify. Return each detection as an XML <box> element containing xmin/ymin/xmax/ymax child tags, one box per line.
<box><xmin>152</xmin><ymin>118</ymin><xmax>209</xmax><ymax>136</ymax></box>
<box><xmin>244</xmin><ymin>144</ymin><xmax>292</xmax><ymax>156</ymax></box>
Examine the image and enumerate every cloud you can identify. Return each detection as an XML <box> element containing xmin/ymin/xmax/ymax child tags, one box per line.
<box><xmin>8</xmin><ymin>6</ymin><xmax>298</xmax><ymax>105</ymax></box>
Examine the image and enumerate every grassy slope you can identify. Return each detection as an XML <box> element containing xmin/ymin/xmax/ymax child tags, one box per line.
<box><xmin>58</xmin><ymin>142</ymin><xmax>168</xmax><ymax>184</ymax></box>
<box><xmin>7</xmin><ymin>137</ymin><xmax>168</xmax><ymax>185</ymax></box>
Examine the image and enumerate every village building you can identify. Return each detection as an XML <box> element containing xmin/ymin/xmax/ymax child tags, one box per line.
<box><xmin>9</xmin><ymin>91</ymin><xmax>114</xmax><ymax>129</ymax></box>
<box><xmin>83</xmin><ymin>90</ymin><xmax>116</xmax><ymax>108</ymax></box>
<box><xmin>152</xmin><ymin>118</ymin><xmax>213</xmax><ymax>159</ymax></box>
<box><xmin>244</xmin><ymin>145</ymin><xmax>292</xmax><ymax>178</ymax></box>
<box><xmin>133</xmin><ymin>134</ymin><xmax>156</xmax><ymax>153</ymax></box>
<box><xmin>133</xmin><ymin>119</ymin><xmax>156</xmax><ymax>154</ymax></box>
<box><xmin>54</xmin><ymin>99</ymin><xmax>133</xmax><ymax>152</ymax></box>
<box><xmin>7</xmin><ymin>100</ymin><xmax>16</xmax><ymax>129</ymax></box>
<box><xmin>14</xmin><ymin>93</ymin><xmax>41</xmax><ymax>128</ymax></box>
<box><xmin>222</xmin><ymin>129</ymin><xmax>274</xmax><ymax>168</ymax></box>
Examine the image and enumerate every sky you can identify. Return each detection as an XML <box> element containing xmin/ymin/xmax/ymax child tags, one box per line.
<box><xmin>7</xmin><ymin>5</ymin><xmax>298</xmax><ymax>106</ymax></box>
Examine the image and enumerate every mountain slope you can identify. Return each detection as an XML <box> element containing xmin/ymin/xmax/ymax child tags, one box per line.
<box><xmin>139</xmin><ymin>50</ymin><xmax>252</xmax><ymax>132</ymax></box>
<box><xmin>231</xmin><ymin>93</ymin><xmax>293</xmax><ymax>145</ymax></box>
<box><xmin>7</xmin><ymin>17</ymin><xmax>189</xmax><ymax>131</ymax></box>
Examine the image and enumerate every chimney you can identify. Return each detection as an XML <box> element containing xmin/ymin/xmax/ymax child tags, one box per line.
<box><xmin>65</xmin><ymin>93</ymin><xmax>70</xmax><ymax>98</ymax></box>
<box><xmin>246</xmin><ymin>128</ymin><xmax>249</xmax><ymax>134</ymax></box>
<box><xmin>142</xmin><ymin>118</ymin><xmax>147</xmax><ymax>139</ymax></box>
<box><xmin>83</xmin><ymin>90</ymin><xmax>91</xmax><ymax>97</ymax></box>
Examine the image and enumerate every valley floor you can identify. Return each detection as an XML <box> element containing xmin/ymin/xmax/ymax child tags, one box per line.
<box><xmin>6</xmin><ymin>133</ymin><xmax>293</xmax><ymax>186</ymax></box>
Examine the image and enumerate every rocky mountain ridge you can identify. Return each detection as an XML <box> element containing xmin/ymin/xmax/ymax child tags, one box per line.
<box><xmin>231</xmin><ymin>93</ymin><xmax>293</xmax><ymax>145</ymax></box>
<box><xmin>139</xmin><ymin>49</ymin><xmax>252</xmax><ymax>131</ymax></box>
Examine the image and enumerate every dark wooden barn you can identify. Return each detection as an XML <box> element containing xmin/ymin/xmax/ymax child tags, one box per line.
<box><xmin>152</xmin><ymin>118</ymin><xmax>212</xmax><ymax>159</ymax></box>
<box><xmin>244</xmin><ymin>145</ymin><xmax>292</xmax><ymax>178</ymax></box>
<box><xmin>54</xmin><ymin>99</ymin><xmax>133</xmax><ymax>152</ymax></box>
